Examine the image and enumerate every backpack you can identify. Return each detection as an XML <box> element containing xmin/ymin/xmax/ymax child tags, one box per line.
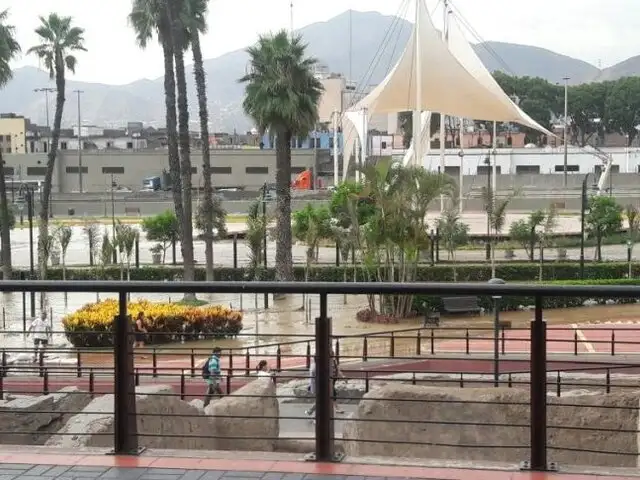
<box><xmin>202</xmin><ymin>358</ymin><xmax>211</xmax><ymax>379</ymax></box>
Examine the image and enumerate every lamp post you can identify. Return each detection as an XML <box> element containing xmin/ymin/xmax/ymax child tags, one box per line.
<box><xmin>488</xmin><ymin>277</ymin><xmax>505</xmax><ymax>387</ymax></box>
<box><xmin>26</xmin><ymin>187</ymin><xmax>36</xmax><ymax>318</ymax></box>
<box><xmin>580</xmin><ymin>173</ymin><xmax>590</xmax><ymax>279</ymax></box>
<box><xmin>628</xmin><ymin>240</ymin><xmax>633</xmax><ymax>279</ymax></box>
<box><xmin>562</xmin><ymin>77</ymin><xmax>570</xmax><ymax>187</ymax></box>
<box><xmin>261</xmin><ymin>182</ymin><xmax>269</xmax><ymax>309</ymax></box>
<box><xmin>484</xmin><ymin>154</ymin><xmax>491</xmax><ymax>261</ymax></box>
<box><xmin>111</xmin><ymin>174</ymin><xmax>117</xmax><ymax>264</ymax></box>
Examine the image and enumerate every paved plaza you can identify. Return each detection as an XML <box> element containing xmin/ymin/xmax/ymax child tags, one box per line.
<box><xmin>0</xmin><ymin>452</ymin><xmax>632</xmax><ymax>480</ymax></box>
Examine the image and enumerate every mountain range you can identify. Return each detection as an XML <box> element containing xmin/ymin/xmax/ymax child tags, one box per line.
<box><xmin>2</xmin><ymin>10</ymin><xmax>639</xmax><ymax>133</ymax></box>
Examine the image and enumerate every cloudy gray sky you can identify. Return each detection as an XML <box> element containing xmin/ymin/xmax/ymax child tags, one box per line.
<box><xmin>4</xmin><ymin>0</ymin><xmax>639</xmax><ymax>85</ymax></box>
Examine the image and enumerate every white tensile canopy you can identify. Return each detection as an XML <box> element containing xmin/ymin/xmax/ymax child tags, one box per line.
<box><xmin>341</xmin><ymin>0</ymin><xmax>552</xmax><ymax>178</ymax></box>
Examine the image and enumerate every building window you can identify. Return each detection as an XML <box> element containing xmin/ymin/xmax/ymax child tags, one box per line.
<box><xmin>246</xmin><ymin>166</ymin><xmax>268</xmax><ymax>174</ymax></box>
<box><xmin>477</xmin><ymin>165</ymin><xmax>502</xmax><ymax>175</ymax></box>
<box><xmin>554</xmin><ymin>165</ymin><xmax>579</xmax><ymax>172</ymax></box>
<box><xmin>30</xmin><ymin>141</ymin><xmax>35</xmax><ymax>153</ymax></box>
<box><xmin>210</xmin><ymin>167</ymin><xmax>232</xmax><ymax>174</ymax></box>
<box><xmin>444</xmin><ymin>166</ymin><xmax>460</xmax><ymax>177</ymax></box>
<box><xmin>4</xmin><ymin>146</ymin><xmax>10</xmax><ymax>154</ymax></box>
<box><xmin>3</xmin><ymin>167</ymin><xmax>14</xmax><ymax>175</ymax></box>
<box><xmin>190</xmin><ymin>167</ymin><xmax>197</xmax><ymax>174</ymax></box>
<box><xmin>102</xmin><ymin>166</ymin><xmax>125</xmax><ymax>174</ymax></box>
<box><xmin>43</xmin><ymin>142</ymin><xmax>48</xmax><ymax>153</ymax></box>
<box><xmin>381</xmin><ymin>141</ymin><xmax>388</xmax><ymax>149</ymax></box>
<box><xmin>291</xmin><ymin>166</ymin><xmax>306</xmax><ymax>174</ymax></box>
<box><xmin>296</xmin><ymin>137</ymin><xmax>303</xmax><ymax>148</ymax></box>
<box><xmin>516</xmin><ymin>165</ymin><xmax>540</xmax><ymax>174</ymax></box>
<box><xmin>66</xmin><ymin>166</ymin><xmax>88</xmax><ymax>174</ymax></box>
<box><xmin>60</xmin><ymin>141</ymin><xmax>68</xmax><ymax>150</ymax></box>
<box><xmin>329</xmin><ymin>137</ymin><xmax>334</xmax><ymax>149</ymax></box>
<box><xmin>27</xmin><ymin>167</ymin><xmax>47</xmax><ymax>176</ymax></box>
<box><xmin>126</xmin><ymin>141</ymin><xmax>133</xmax><ymax>149</ymax></box>
<box><xmin>4</xmin><ymin>135</ymin><xmax>10</xmax><ymax>142</ymax></box>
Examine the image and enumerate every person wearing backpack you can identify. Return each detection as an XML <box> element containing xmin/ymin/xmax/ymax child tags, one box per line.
<box><xmin>203</xmin><ymin>347</ymin><xmax>223</xmax><ymax>407</ymax></box>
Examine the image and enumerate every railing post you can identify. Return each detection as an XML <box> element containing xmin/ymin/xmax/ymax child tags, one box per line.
<box><xmin>112</xmin><ymin>290</ymin><xmax>140</xmax><ymax>455</ymax></box>
<box><xmin>311</xmin><ymin>292</ymin><xmax>339</xmax><ymax>462</ymax></box>
<box><xmin>528</xmin><ymin>295</ymin><xmax>548</xmax><ymax>471</ymax></box>
<box><xmin>306</xmin><ymin>342</ymin><xmax>311</xmax><ymax>369</ymax></box>
<box><xmin>232</xmin><ymin>234</ymin><xmax>238</xmax><ymax>269</ymax></box>
<box><xmin>335</xmin><ymin>339</ymin><xmax>340</xmax><ymax>365</ymax></box>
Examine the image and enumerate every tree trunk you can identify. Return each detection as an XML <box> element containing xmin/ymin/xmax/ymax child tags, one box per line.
<box><xmin>171</xmin><ymin>4</ymin><xmax>195</xmax><ymax>296</ymax></box>
<box><xmin>0</xmin><ymin>150</ymin><xmax>11</xmax><ymax>279</ymax></box>
<box><xmin>274</xmin><ymin>129</ymin><xmax>294</xmax><ymax>288</ymax></box>
<box><xmin>39</xmin><ymin>55</ymin><xmax>66</xmax><ymax>281</ymax></box>
<box><xmin>191</xmin><ymin>32</ymin><xmax>214</xmax><ymax>282</ymax></box>
<box><xmin>160</xmin><ymin>6</ymin><xmax>184</xmax><ymax>251</ymax></box>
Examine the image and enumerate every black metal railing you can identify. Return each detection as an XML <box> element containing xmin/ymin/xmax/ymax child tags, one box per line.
<box><xmin>0</xmin><ymin>280</ymin><xmax>639</xmax><ymax>471</ymax></box>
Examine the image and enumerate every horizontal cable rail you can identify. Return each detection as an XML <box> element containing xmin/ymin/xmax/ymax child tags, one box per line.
<box><xmin>1</xmin><ymin>281</ymin><xmax>640</xmax><ymax>471</ymax></box>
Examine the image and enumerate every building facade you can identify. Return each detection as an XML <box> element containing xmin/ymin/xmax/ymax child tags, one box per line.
<box><xmin>0</xmin><ymin>114</ymin><xmax>28</xmax><ymax>154</ymax></box>
<box><xmin>2</xmin><ymin>148</ymin><xmax>327</xmax><ymax>193</ymax></box>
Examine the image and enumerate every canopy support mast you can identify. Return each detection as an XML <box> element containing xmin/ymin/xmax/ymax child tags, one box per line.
<box><xmin>439</xmin><ymin>0</ymin><xmax>449</xmax><ymax>211</ymax></box>
<box><xmin>411</xmin><ymin>0</ymin><xmax>422</xmax><ymax>168</ymax></box>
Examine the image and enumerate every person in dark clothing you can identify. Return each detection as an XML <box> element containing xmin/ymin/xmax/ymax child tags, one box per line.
<box><xmin>134</xmin><ymin>312</ymin><xmax>148</xmax><ymax>355</ymax></box>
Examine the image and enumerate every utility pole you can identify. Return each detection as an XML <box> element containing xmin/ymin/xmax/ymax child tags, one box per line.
<box><xmin>33</xmin><ymin>87</ymin><xmax>56</xmax><ymax>151</ymax></box>
<box><xmin>289</xmin><ymin>1</ymin><xmax>294</xmax><ymax>40</ymax></box>
<box><xmin>563</xmin><ymin>77</ymin><xmax>570</xmax><ymax>187</ymax></box>
<box><xmin>74</xmin><ymin>90</ymin><xmax>84</xmax><ymax>192</ymax></box>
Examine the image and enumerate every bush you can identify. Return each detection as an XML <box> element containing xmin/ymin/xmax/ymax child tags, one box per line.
<box><xmin>20</xmin><ymin>261</ymin><xmax>640</xmax><ymax>283</ymax></box>
<box><xmin>414</xmin><ymin>278</ymin><xmax>640</xmax><ymax>316</ymax></box>
<box><xmin>62</xmin><ymin>299</ymin><xmax>243</xmax><ymax>348</ymax></box>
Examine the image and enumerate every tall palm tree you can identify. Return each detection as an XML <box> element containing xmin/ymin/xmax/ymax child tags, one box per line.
<box><xmin>239</xmin><ymin>31</ymin><xmax>323</xmax><ymax>284</ymax></box>
<box><xmin>0</xmin><ymin>9</ymin><xmax>20</xmax><ymax>279</ymax></box>
<box><xmin>129</xmin><ymin>0</ymin><xmax>185</xmax><ymax>257</ymax></box>
<box><xmin>168</xmin><ymin>0</ymin><xmax>195</xmax><ymax>287</ymax></box>
<box><xmin>27</xmin><ymin>13</ymin><xmax>86</xmax><ymax>280</ymax></box>
<box><xmin>180</xmin><ymin>0</ymin><xmax>214</xmax><ymax>281</ymax></box>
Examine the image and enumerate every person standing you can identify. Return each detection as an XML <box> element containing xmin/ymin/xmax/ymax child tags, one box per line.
<box><xmin>134</xmin><ymin>312</ymin><xmax>148</xmax><ymax>350</ymax></box>
<box><xmin>27</xmin><ymin>311</ymin><xmax>51</xmax><ymax>363</ymax></box>
<box><xmin>203</xmin><ymin>347</ymin><xmax>223</xmax><ymax>407</ymax></box>
<box><xmin>305</xmin><ymin>351</ymin><xmax>345</xmax><ymax>418</ymax></box>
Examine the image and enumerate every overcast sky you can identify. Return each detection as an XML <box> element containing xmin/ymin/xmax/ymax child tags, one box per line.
<box><xmin>4</xmin><ymin>0</ymin><xmax>639</xmax><ymax>85</ymax></box>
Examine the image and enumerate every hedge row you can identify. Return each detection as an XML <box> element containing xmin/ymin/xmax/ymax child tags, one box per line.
<box><xmin>416</xmin><ymin>278</ymin><xmax>640</xmax><ymax>314</ymax></box>
<box><xmin>20</xmin><ymin>262</ymin><xmax>640</xmax><ymax>283</ymax></box>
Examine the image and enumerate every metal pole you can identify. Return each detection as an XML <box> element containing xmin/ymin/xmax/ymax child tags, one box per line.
<box><xmin>314</xmin><ymin>293</ymin><xmax>334</xmax><ymax>461</ymax></box>
<box><xmin>563</xmin><ymin>77</ymin><xmax>569</xmax><ymax>187</ymax></box>
<box><xmin>262</xmin><ymin>183</ymin><xmax>268</xmax><ymax>309</ymax></box>
<box><xmin>580</xmin><ymin>174</ymin><xmax>588</xmax><ymax>279</ymax></box>
<box><xmin>74</xmin><ymin>90</ymin><xmax>84</xmax><ymax>193</ymax></box>
<box><xmin>486</xmin><ymin>157</ymin><xmax>491</xmax><ymax>261</ymax></box>
<box><xmin>113</xmin><ymin>290</ymin><xmax>139</xmax><ymax>454</ymax></box>
<box><xmin>27</xmin><ymin>189</ymin><xmax>35</xmax><ymax>318</ymax></box>
<box><xmin>111</xmin><ymin>174</ymin><xmax>117</xmax><ymax>264</ymax></box>
<box><xmin>493</xmin><ymin>297</ymin><xmax>500</xmax><ymax>387</ymax></box>
<box><xmin>529</xmin><ymin>296</ymin><xmax>547</xmax><ymax>470</ymax></box>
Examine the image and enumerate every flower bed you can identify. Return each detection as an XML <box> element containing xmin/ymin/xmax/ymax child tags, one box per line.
<box><xmin>62</xmin><ymin>299</ymin><xmax>243</xmax><ymax>348</ymax></box>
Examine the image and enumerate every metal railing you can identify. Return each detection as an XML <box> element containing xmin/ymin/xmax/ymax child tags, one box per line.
<box><xmin>0</xmin><ymin>280</ymin><xmax>640</xmax><ymax>471</ymax></box>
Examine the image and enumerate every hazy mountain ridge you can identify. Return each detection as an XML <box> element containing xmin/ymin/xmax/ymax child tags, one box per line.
<box><xmin>0</xmin><ymin>10</ymin><xmax>634</xmax><ymax>133</ymax></box>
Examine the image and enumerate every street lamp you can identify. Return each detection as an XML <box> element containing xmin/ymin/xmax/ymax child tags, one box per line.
<box><xmin>25</xmin><ymin>187</ymin><xmax>36</xmax><ymax>318</ymax></box>
<box><xmin>488</xmin><ymin>277</ymin><xmax>505</xmax><ymax>387</ymax></box>
<box><xmin>628</xmin><ymin>240</ymin><xmax>633</xmax><ymax>279</ymax></box>
<box><xmin>579</xmin><ymin>174</ymin><xmax>597</xmax><ymax>279</ymax></box>
<box><xmin>261</xmin><ymin>182</ymin><xmax>269</xmax><ymax>309</ymax></box>
<box><xmin>484</xmin><ymin>154</ymin><xmax>491</xmax><ymax>261</ymax></box>
<box><xmin>562</xmin><ymin>77</ymin><xmax>570</xmax><ymax>187</ymax></box>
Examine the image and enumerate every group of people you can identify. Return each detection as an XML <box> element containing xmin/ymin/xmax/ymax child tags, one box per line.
<box><xmin>201</xmin><ymin>347</ymin><xmax>346</xmax><ymax>420</ymax></box>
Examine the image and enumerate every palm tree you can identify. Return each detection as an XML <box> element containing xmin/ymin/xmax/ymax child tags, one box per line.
<box><xmin>239</xmin><ymin>31</ymin><xmax>324</xmax><ymax>285</ymax></box>
<box><xmin>168</xmin><ymin>0</ymin><xmax>195</xmax><ymax>289</ymax></box>
<box><xmin>481</xmin><ymin>186</ymin><xmax>514</xmax><ymax>278</ymax></box>
<box><xmin>0</xmin><ymin>9</ymin><xmax>20</xmax><ymax>279</ymax></box>
<box><xmin>27</xmin><ymin>13</ymin><xmax>86</xmax><ymax>280</ymax></box>
<box><xmin>129</xmin><ymin>0</ymin><xmax>185</xmax><ymax>256</ymax></box>
<box><xmin>180</xmin><ymin>0</ymin><xmax>214</xmax><ymax>281</ymax></box>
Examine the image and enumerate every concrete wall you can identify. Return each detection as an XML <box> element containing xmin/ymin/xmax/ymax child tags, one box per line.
<box><xmin>343</xmin><ymin>384</ymin><xmax>640</xmax><ymax>468</ymax></box>
<box><xmin>3</xmin><ymin>149</ymin><xmax>324</xmax><ymax>193</ymax></box>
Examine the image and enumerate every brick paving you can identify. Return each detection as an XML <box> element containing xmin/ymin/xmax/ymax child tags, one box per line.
<box><xmin>0</xmin><ymin>454</ymin><xmax>635</xmax><ymax>480</ymax></box>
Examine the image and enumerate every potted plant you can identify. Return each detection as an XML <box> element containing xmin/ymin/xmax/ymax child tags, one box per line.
<box><xmin>50</xmin><ymin>247</ymin><xmax>61</xmax><ymax>266</ymax></box>
<box><xmin>150</xmin><ymin>243</ymin><xmax>164</xmax><ymax>264</ymax></box>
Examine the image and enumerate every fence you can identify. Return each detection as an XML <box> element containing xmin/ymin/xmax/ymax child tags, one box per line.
<box><xmin>1</xmin><ymin>280</ymin><xmax>640</xmax><ymax>472</ymax></box>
